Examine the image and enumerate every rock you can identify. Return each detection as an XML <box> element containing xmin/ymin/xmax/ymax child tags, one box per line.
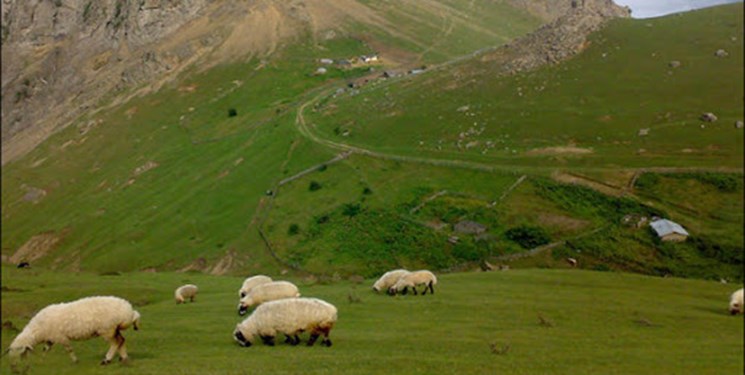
<box><xmin>714</xmin><ymin>49</ymin><xmax>729</xmax><ymax>57</ymax></box>
<box><xmin>315</xmin><ymin>67</ymin><xmax>327</xmax><ymax>75</ymax></box>
<box><xmin>668</xmin><ymin>60</ymin><xmax>681</xmax><ymax>68</ymax></box>
<box><xmin>700</xmin><ymin>113</ymin><xmax>718</xmax><ymax>122</ymax></box>
<box><xmin>638</xmin><ymin>128</ymin><xmax>650</xmax><ymax>136</ymax></box>
<box><xmin>735</xmin><ymin>121</ymin><xmax>744</xmax><ymax>129</ymax></box>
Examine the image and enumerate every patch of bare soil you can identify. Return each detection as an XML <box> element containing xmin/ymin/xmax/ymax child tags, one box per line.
<box><xmin>551</xmin><ymin>171</ymin><xmax>623</xmax><ymax>197</ymax></box>
<box><xmin>10</xmin><ymin>230</ymin><xmax>67</xmax><ymax>264</ymax></box>
<box><xmin>525</xmin><ymin>146</ymin><xmax>594</xmax><ymax>156</ymax></box>
<box><xmin>179</xmin><ymin>257</ymin><xmax>208</xmax><ymax>273</ymax></box>
<box><xmin>209</xmin><ymin>250</ymin><xmax>238</xmax><ymax>275</ymax></box>
<box><xmin>537</xmin><ymin>213</ymin><xmax>590</xmax><ymax>232</ymax></box>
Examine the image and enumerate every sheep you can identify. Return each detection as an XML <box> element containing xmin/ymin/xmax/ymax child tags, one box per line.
<box><xmin>7</xmin><ymin>296</ymin><xmax>140</xmax><ymax>365</ymax></box>
<box><xmin>175</xmin><ymin>284</ymin><xmax>198</xmax><ymax>304</ymax></box>
<box><xmin>238</xmin><ymin>275</ymin><xmax>273</xmax><ymax>298</ymax></box>
<box><xmin>729</xmin><ymin>288</ymin><xmax>744</xmax><ymax>315</ymax></box>
<box><xmin>388</xmin><ymin>270</ymin><xmax>437</xmax><ymax>296</ymax></box>
<box><xmin>237</xmin><ymin>281</ymin><xmax>300</xmax><ymax>315</ymax></box>
<box><xmin>233</xmin><ymin>297</ymin><xmax>337</xmax><ymax>347</ymax></box>
<box><xmin>372</xmin><ymin>269</ymin><xmax>410</xmax><ymax>293</ymax></box>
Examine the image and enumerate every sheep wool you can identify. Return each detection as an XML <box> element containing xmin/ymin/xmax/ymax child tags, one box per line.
<box><xmin>175</xmin><ymin>284</ymin><xmax>198</xmax><ymax>304</ymax></box>
<box><xmin>729</xmin><ymin>288</ymin><xmax>744</xmax><ymax>315</ymax></box>
<box><xmin>238</xmin><ymin>281</ymin><xmax>300</xmax><ymax>315</ymax></box>
<box><xmin>389</xmin><ymin>270</ymin><xmax>437</xmax><ymax>296</ymax></box>
<box><xmin>8</xmin><ymin>296</ymin><xmax>140</xmax><ymax>365</ymax></box>
<box><xmin>238</xmin><ymin>275</ymin><xmax>273</xmax><ymax>298</ymax></box>
<box><xmin>234</xmin><ymin>297</ymin><xmax>337</xmax><ymax>347</ymax></box>
<box><xmin>372</xmin><ymin>269</ymin><xmax>410</xmax><ymax>293</ymax></box>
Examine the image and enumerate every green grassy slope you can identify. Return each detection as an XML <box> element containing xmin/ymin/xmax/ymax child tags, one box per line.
<box><xmin>308</xmin><ymin>4</ymin><xmax>744</xmax><ymax>169</ymax></box>
<box><xmin>0</xmin><ymin>3</ymin><xmax>544</xmax><ymax>274</ymax></box>
<box><xmin>1</xmin><ymin>266</ymin><xmax>742</xmax><ymax>374</ymax></box>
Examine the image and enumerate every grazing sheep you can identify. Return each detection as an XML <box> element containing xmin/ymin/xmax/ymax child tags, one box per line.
<box><xmin>388</xmin><ymin>270</ymin><xmax>437</xmax><ymax>296</ymax></box>
<box><xmin>237</xmin><ymin>281</ymin><xmax>300</xmax><ymax>315</ymax></box>
<box><xmin>238</xmin><ymin>275</ymin><xmax>273</xmax><ymax>298</ymax></box>
<box><xmin>7</xmin><ymin>296</ymin><xmax>140</xmax><ymax>365</ymax></box>
<box><xmin>729</xmin><ymin>288</ymin><xmax>744</xmax><ymax>315</ymax></box>
<box><xmin>372</xmin><ymin>269</ymin><xmax>410</xmax><ymax>293</ymax></box>
<box><xmin>175</xmin><ymin>284</ymin><xmax>198</xmax><ymax>304</ymax></box>
<box><xmin>233</xmin><ymin>297</ymin><xmax>337</xmax><ymax>347</ymax></box>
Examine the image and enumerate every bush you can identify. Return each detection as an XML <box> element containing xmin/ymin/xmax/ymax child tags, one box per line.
<box><xmin>228</xmin><ymin>108</ymin><xmax>238</xmax><ymax>117</ymax></box>
<box><xmin>362</xmin><ymin>187</ymin><xmax>373</xmax><ymax>195</ymax></box>
<box><xmin>288</xmin><ymin>224</ymin><xmax>300</xmax><ymax>236</ymax></box>
<box><xmin>309</xmin><ymin>181</ymin><xmax>322</xmax><ymax>191</ymax></box>
<box><xmin>504</xmin><ymin>225</ymin><xmax>551</xmax><ymax>249</ymax></box>
<box><xmin>342</xmin><ymin>203</ymin><xmax>362</xmax><ymax>217</ymax></box>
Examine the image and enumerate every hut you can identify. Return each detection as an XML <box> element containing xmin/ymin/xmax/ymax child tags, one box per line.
<box><xmin>649</xmin><ymin>218</ymin><xmax>689</xmax><ymax>242</ymax></box>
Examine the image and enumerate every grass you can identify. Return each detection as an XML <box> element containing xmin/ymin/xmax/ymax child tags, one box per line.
<box><xmin>307</xmin><ymin>4</ymin><xmax>744</xmax><ymax>169</ymax></box>
<box><xmin>1</xmin><ymin>265</ymin><xmax>742</xmax><ymax>374</ymax></box>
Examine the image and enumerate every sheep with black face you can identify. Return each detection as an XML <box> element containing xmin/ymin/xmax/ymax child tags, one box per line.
<box><xmin>7</xmin><ymin>296</ymin><xmax>140</xmax><ymax>365</ymax></box>
<box><xmin>234</xmin><ymin>298</ymin><xmax>337</xmax><ymax>347</ymax></box>
<box><xmin>237</xmin><ymin>281</ymin><xmax>300</xmax><ymax>315</ymax></box>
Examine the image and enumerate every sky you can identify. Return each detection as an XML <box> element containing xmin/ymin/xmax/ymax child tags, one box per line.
<box><xmin>613</xmin><ymin>0</ymin><xmax>742</xmax><ymax>18</ymax></box>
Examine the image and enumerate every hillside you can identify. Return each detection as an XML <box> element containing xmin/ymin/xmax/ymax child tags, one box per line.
<box><xmin>1</xmin><ymin>0</ymin><xmax>571</xmax><ymax>165</ymax></box>
<box><xmin>1</xmin><ymin>3</ymin><xmax>742</xmax><ymax>283</ymax></box>
<box><xmin>1</xmin><ymin>266</ymin><xmax>742</xmax><ymax>374</ymax></box>
<box><xmin>0</xmin><ymin>0</ymin><xmax>628</xmax><ymax>274</ymax></box>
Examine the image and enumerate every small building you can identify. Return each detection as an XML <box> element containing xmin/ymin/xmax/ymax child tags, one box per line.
<box><xmin>360</xmin><ymin>54</ymin><xmax>379</xmax><ymax>63</ymax></box>
<box><xmin>453</xmin><ymin>220</ymin><xmax>487</xmax><ymax>235</ymax></box>
<box><xmin>649</xmin><ymin>218</ymin><xmax>689</xmax><ymax>242</ymax></box>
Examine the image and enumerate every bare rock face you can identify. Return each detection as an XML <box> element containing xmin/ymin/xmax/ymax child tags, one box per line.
<box><xmin>1</xmin><ymin>0</ymin><xmax>216</xmax><ymax>164</ymax></box>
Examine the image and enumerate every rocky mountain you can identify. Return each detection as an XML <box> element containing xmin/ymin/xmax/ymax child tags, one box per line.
<box><xmin>1</xmin><ymin>0</ymin><xmax>626</xmax><ymax>165</ymax></box>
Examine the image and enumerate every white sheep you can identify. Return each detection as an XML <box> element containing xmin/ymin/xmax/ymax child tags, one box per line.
<box><xmin>175</xmin><ymin>284</ymin><xmax>198</xmax><ymax>304</ymax></box>
<box><xmin>372</xmin><ymin>269</ymin><xmax>410</xmax><ymax>293</ymax></box>
<box><xmin>7</xmin><ymin>296</ymin><xmax>140</xmax><ymax>365</ymax></box>
<box><xmin>388</xmin><ymin>270</ymin><xmax>437</xmax><ymax>296</ymax></box>
<box><xmin>233</xmin><ymin>297</ymin><xmax>337</xmax><ymax>347</ymax></box>
<box><xmin>238</xmin><ymin>275</ymin><xmax>273</xmax><ymax>298</ymax></box>
<box><xmin>237</xmin><ymin>281</ymin><xmax>300</xmax><ymax>315</ymax></box>
<box><xmin>729</xmin><ymin>288</ymin><xmax>744</xmax><ymax>315</ymax></box>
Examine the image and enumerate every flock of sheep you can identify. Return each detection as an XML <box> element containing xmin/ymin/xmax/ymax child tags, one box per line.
<box><xmin>5</xmin><ymin>268</ymin><xmax>741</xmax><ymax>368</ymax></box>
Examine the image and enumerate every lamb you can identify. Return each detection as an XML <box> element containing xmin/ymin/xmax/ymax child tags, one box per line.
<box><xmin>388</xmin><ymin>270</ymin><xmax>437</xmax><ymax>296</ymax></box>
<box><xmin>729</xmin><ymin>288</ymin><xmax>744</xmax><ymax>315</ymax></box>
<box><xmin>237</xmin><ymin>281</ymin><xmax>300</xmax><ymax>315</ymax></box>
<box><xmin>372</xmin><ymin>269</ymin><xmax>410</xmax><ymax>293</ymax></box>
<box><xmin>233</xmin><ymin>297</ymin><xmax>337</xmax><ymax>347</ymax></box>
<box><xmin>238</xmin><ymin>275</ymin><xmax>273</xmax><ymax>298</ymax></box>
<box><xmin>175</xmin><ymin>284</ymin><xmax>198</xmax><ymax>304</ymax></box>
<box><xmin>7</xmin><ymin>296</ymin><xmax>140</xmax><ymax>365</ymax></box>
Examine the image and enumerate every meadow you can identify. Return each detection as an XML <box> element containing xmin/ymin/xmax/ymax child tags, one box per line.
<box><xmin>1</xmin><ymin>265</ymin><xmax>742</xmax><ymax>374</ymax></box>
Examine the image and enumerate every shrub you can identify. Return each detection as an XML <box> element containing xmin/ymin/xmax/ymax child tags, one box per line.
<box><xmin>309</xmin><ymin>181</ymin><xmax>322</xmax><ymax>191</ymax></box>
<box><xmin>342</xmin><ymin>203</ymin><xmax>362</xmax><ymax>217</ymax></box>
<box><xmin>228</xmin><ymin>108</ymin><xmax>238</xmax><ymax>117</ymax></box>
<box><xmin>505</xmin><ymin>225</ymin><xmax>551</xmax><ymax>249</ymax></box>
<box><xmin>288</xmin><ymin>224</ymin><xmax>300</xmax><ymax>236</ymax></box>
<box><xmin>362</xmin><ymin>187</ymin><xmax>373</xmax><ymax>195</ymax></box>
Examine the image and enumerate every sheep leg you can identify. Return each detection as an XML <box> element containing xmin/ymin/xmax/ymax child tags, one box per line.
<box><xmin>411</xmin><ymin>286</ymin><xmax>418</xmax><ymax>295</ymax></box>
<box><xmin>60</xmin><ymin>340</ymin><xmax>78</xmax><ymax>363</ymax></box>
<box><xmin>115</xmin><ymin>331</ymin><xmax>128</xmax><ymax>362</ymax></box>
<box><xmin>428</xmin><ymin>281</ymin><xmax>435</xmax><ymax>294</ymax></box>
<box><xmin>42</xmin><ymin>341</ymin><xmax>53</xmax><ymax>352</ymax></box>
<box><xmin>102</xmin><ymin>337</ymin><xmax>118</xmax><ymax>365</ymax></box>
<box><xmin>260</xmin><ymin>335</ymin><xmax>275</xmax><ymax>346</ymax></box>
<box><xmin>320</xmin><ymin>327</ymin><xmax>333</xmax><ymax>347</ymax></box>
<box><xmin>307</xmin><ymin>333</ymin><xmax>320</xmax><ymax>347</ymax></box>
